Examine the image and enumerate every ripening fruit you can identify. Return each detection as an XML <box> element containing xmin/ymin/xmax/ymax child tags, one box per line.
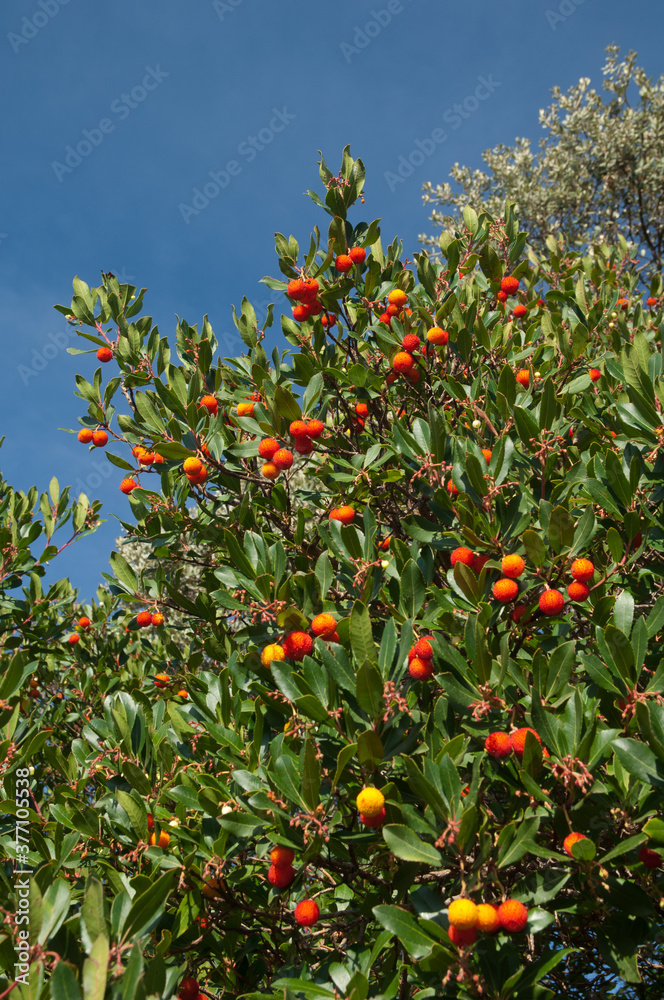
<box><xmin>151</xmin><ymin>612</ymin><xmax>164</xmax><ymax>626</ymax></box>
<box><xmin>178</xmin><ymin>978</ymin><xmax>199</xmax><ymax>1000</ymax></box>
<box><xmin>501</xmin><ymin>554</ymin><xmax>525</xmax><ymax>579</ymax></box>
<box><xmin>78</xmin><ymin>616</ymin><xmax>91</xmax><ymax>630</ymax></box>
<box><xmin>392</xmin><ymin>351</ymin><xmax>414</xmax><ymax>373</ymax></box>
<box><xmin>268</xmin><ymin>863</ymin><xmax>294</xmax><ymax>889</ymax></box>
<box><xmin>500</xmin><ymin>275</ymin><xmax>520</xmax><ymax>295</ymax></box>
<box><xmin>261</xmin><ymin>643</ymin><xmax>285</xmax><ymax>667</ymax></box>
<box><xmin>472</xmin><ymin>554</ymin><xmax>490</xmax><ymax>574</ymax></box>
<box><xmin>510</xmin><ymin>727</ymin><xmax>541</xmax><ymax>758</ymax></box>
<box><xmin>426</xmin><ymin>326</ymin><xmax>449</xmax><ymax>345</ymax></box>
<box><xmin>272</xmin><ymin>449</ymin><xmax>294</xmax><ymax>470</ymax></box>
<box><xmin>567</xmin><ymin>581</ymin><xmax>590</xmax><ymax>601</ymax></box>
<box><xmin>92</xmin><ymin>429</ymin><xmax>108</xmax><ymax>447</ymax></box>
<box><xmin>563</xmin><ymin>832</ymin><xmax>588</xmax><ymax>857</ymax></box>
<box><xmin>150</xmin><ymin>830</ymin><xmax>170</xmax><ymax>848</ymax></box>
<box><xmin>401</xmin><ymin>334</ymin><xmax>420</xmax><ymax>354</ymax></box>
<box><xmin>354</xmin><ymin>402</ymin><xmax>369</xmax><ymax>418</ymax></box>
<box><xmin>261</xmin><ymin>462</ymin><xmax>279</xmax><ymax>481</ymax></box>
<box><xmin>515</xmin><ymin>369</ymin><xmax>530</xmax><ymax>389</ymax></box>
<box><xmin>481</xmin><ymin>449</ymin><xmax>492</xmax><ymax>463</ymax></box>
<box><xmin>412</xmin><ymin>637</ymin><xmax>434</xmax><ymax>659</ymax></box>
<box><xmin>292</xmin><ymin>304</ymin><xmax>310</xmax><ymax>322</ymax></box>
<box><xmin>379</xmin><ymin>312</ymin><xmax>392</xmax><ymax>327</ymax></box>
<box><xmin>388</xmin><ymin>289</ymin><xmax>408</xmax><ymax>307</ymax></box>
<box><xmin>120</xmin><ymin>478</ymin><xmax>138</xmax><ymax>494</ymax></box>
<box><xmin>95</xmin><ymin>346</ymin><xmax>113</xmax><ymax>363</ymax></box>
<box><xmin>512</xmin><ymin>303</ymin><xmax>527</xmax><ymax>318</ymax></box>
<box><xmin>617</xmin><ymin>297</ymin><xmax>629</xmax><ymax>310</ymax></box>
<box><xmin>329</xmin><ymin>506</ymin><xmax>355</xmax><ymax>525</ymax></box>
<box><xmin>447</xmin><ymin>478</ymin><xmax>459</xmax><ymax>496</ymax></box>
<box><xmin>176</xmin><ymin>689</ymin><xmax>188</xmax><ymax>698</ymax></box>
<box><xmin>68</xmin><ymin>634</ymin><xmax>80</xmax><ymax>646</ymax></box>
<box><xmin>570</xmin><ymin>558</ymin><xmax>594</xmax><ymax>583</ymax></box>
<box><xmin>236</xmin><ymin>402</ymin><xmax>255</xmax><ymax>417</ymax></box>
<box><xmin>187</xmin><ymin>465</ymin><xmax>208</xmax><ymax>486</ymax></box>
<box><xmin>335</xmin><ymin>254</ymin><xmax>353</xmax><ymax>273</ymax></box>
<box><xmin>258</xmin><ymin>438</ymin><xmax>280</xmax><ymax>460</ymax></box>
<box><xmin>282</xmin><ymin>631</ymin><xmax>314</xmax><ymax>661</ymax></box>
<box><xmin>360</xmin><ymin>806</ymin><xmax>386</xmax><ymax>828</ymax></box>
<box><xmin>448</xmin><ymin>898</ymin><xmax>478</xmax><ymax>930</ymax></box>
<box><xmin>408</xmin><ymin>657</ymin><xmax>434</xmax><ymax>680</ymax></box>
<box><xmin>311</xmin><ymin>614</ymin><xmax>337</xmax><ymax>638</ymax></box>
<box><xmin>356</xmin><ymin>787</ymin><xmax>385</xmax><ymax>818</ymax></box>
<box><xmin>287</xmin><ymin>279</ymin><xmax>306</xmax><ymax>300</ymax></box>
<box><xmin>638</xmin><ymin>844</ymin><xmax>662</xmax><ymax>868</ymax></box>
<box><xmin>485</xmin><ymin>732</ymin><xmax>512</xmax><ymax>759</ymax></box>
<box><xmin>492</xmin><ymin>578</ymin><xmax>519</xmax><ymax>603</ymax></box>
<box><xmin>77</xmin><ymin>428</ymin><xmax>94</xmax><ymax>445</ymax></box>
<box><xmin>136</xmin><ymin>611</ymin><xmax>153</xmax><ymax>627</ymax></box>
<box><xmin>183</xmin><ymin>457</ymin><xmax>203</xmax><ymax>476</ymax></box>
<box><xmin>199</xmin><ymin>395</ymin><xmax>218</xmax><ymax>415</ymax></box>
<box><xmin>498</xmin><ymin>899</ymin><xmax>528</xmax><ymax>933</ymax></box>
<box><xmin>451</xmin><ymin>546</ymin><xmax>475</xmax><ymax>568</ymax></box>
<box><xmin>539</xmin><ymin>589</ymin><xmax>565</xmax><ymax>615</ymax></box>
<box><xmin>294</xmin><ymin>436</ymin><xmax>313</xmax><ymax>455</ymax></box>
<box><xmin>306</xmin><ymin>419</ymin><xmax>324</xmax><ymax>439</ymax></box>
<box><xmin>290</xmin><ymin>420</ymin><xmax>309</xmax><ymax>438</ymax></box>
<box><xmin>476</xmin><ymin>903</ymin><xmax>500</xmax><ymax>934</ymax></box>
<box><xmin>349</xmin><ymin>246</ymin><xmax>366</xmax><ymax>264</ymax></box>
<box><xmin>321</xmin><ymin>312</ymin><xmax>336</xmax><ymax>327</ymax></box>
<box><xmin>270</xmin><ymin>846</ymin><xmax>295</xmax><ymax>867</ymax></box>
<box><xmin>589</xmin><ymin>368</ymin><xmax>601</xmax><ymax>382</ymax></box>
<box><xmin>497</xmin><ymin>290</ymin><xmax>508</xmax><ymax>302</ymax></box>
<box><xmin>294</xmin><ymin>899</ymin><xmax>320</xmax><ymax>926</ymax></box>
<box><xmin>300</xmin><ymin>278</ymin><xmax>320</xmax><ymax>301</ymax></box>
<box><xmin>449</xmin><ymin>925</ymin><xmax>477</xmax><ymax>947</ymax></box>
<box><xmin>404</xmin><ymin>367</ymin><xmax>421</xmax><ymax>385</ymax></box>
<box><xmin>647</xmin><ymin>297</ymin><xmax>658</xmax><ymax>307</ymax></box>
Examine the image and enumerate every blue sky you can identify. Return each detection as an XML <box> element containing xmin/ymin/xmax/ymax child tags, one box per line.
<box><xmin>2</xmin><ymin>0</ymin><xmax>663</xmax><ymax>601</ymax></box>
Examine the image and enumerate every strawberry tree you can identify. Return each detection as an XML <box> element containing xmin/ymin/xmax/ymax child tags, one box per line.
<box><xmin>2</xmin><ymin>147</ymin><xmax>664</xmax><ymax>999</ymax></box>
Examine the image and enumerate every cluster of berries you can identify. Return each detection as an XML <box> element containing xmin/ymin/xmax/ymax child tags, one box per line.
<box><xmin>265</xmin><ymin>847</ymin><xmax>322</xmax><ymax>924</ymax></box>
<box><xmin>485</xmin><ymin>727</ymin><xmax>547</xmax><ymax>760</ymax></box>
<box><xmin>235</xmin><ymin>390</ymin><xmax>262</xmax><ymax>418</ymax></box>
<box><xmin>407</xmin><ymin>635</ymin><xmax>436</xmax><ymax>681</ymax></box>
<box><xmin>183</xmin><ymin>456</ymin><xmax>208</xmax><ymax>486</ymax></box>
<box><xmin>261</xmin><ymin>615</ymin><xmax>339</xmax><ymax>666</ymax></box>
<box><xmin>147</xmin><ymin>813</ymin><xmax>171</xmax><ymax>848</ymax></box>
<box><xmin>77</xmin><ymin>427</ymin><xmax>108</xmax><ymax>447</ymax></box>
<box><xmin>334</xmin><ymin>247</ymin><xmax>367</xmax><ymax>273</ymax></box>
<box><xmin>380</xmin><ymin>288</ymin><xmax>414</xmax><ymax>333</ymax></box>
<box><xmin>66</xmin><ymin>614</ymin><xmax>93</xmax><ymax>646</ymax></box>
<box><xmin>258</xmin><ymin>420</ymin><xmax>324</xmax><ymax>480</ymax></box>
<box><xmin>287</xmin><ymin>277</ymin><xmax>324</xmax><ymax>323</ymax></box>
<box><xmin>447</xmin><ymin>896</ymin><xmax>529</xmax><ymax>946</ymax></box>
<box><xmin>356</xmin><ymin>786</ymin><xmax>386</xmax><ymax>828</ymax></box>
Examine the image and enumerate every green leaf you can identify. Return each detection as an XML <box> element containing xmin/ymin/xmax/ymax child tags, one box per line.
<box><xmin>82</xmin><ymin>935</ymin><xmax>109</xmax><ymax>1000</ymax></box>
<box><xmin>399</xmin><ymin>560</ymin><xmax>425</xmax><ymax>617</ymax></box>
<box><xmin>50</xmin><ymin>961</ymin><xmax>83</xmax><ymax>1000</ymax></box>
<box><xmin>80</xmin><ymin>880</ymin><xmax>107</xmax><ymax>954</ymax></box>
<box><xmin>333</xmin><ymin>743</ymin><xmax>358</xmax><ymax>788</ymax></box>
<box><xmin>548</xmin><ymin>506</ymin><xmax>575</xmax><ymax>553</ymax></box>
<box><xmin>613</xmin><ymin>738</ymin><xmax>664</xmax><ymax>788</ymax></box>
<box><xmin>121</xmin><ymin>870</ymin><xmax>177</xmax><ymax>941</ymax></box>
<box><xmin>356</xmin><ymin>662</ymin><xmax>384</xmax><ymax>721</ymax></box>
<box><xmin>382</xmin><ymin>824</ymin><xmax>442</xmax><ymax>865</ymax></box>
<box><xmin>522</xmin><ymin>530</ymin><xmax>546</xmax><ymax>569</ymax></box>
<box><xmin>642</xmin><ymin>817</ymin><xmax>664</xmax><ymax>843</ymax></box>
<box><xmin>109</xmin><ymin>551</ymin><xmax>139</xmax><ymax>596</ymax></box>
<box><xmin>571</xmin><ymin>838</ymin><xmax>596</xmax><ymax>861</ymax></box>
<box><xmin>497</xmin><ymin>817</ymin><xmax>540</xmax><ymax>868</ymax></box>
<box><xmin>302</xmin><ymin>738</ymin><xmax>321</xmax><ymax>810</ymax></box>
<box><xmin>357</xmin><ymin>730</ymin><xmax>384</xmax><ymax>770</ymax></box>
<box><xmin>372</xmin><ymin>905</ymin><xmax>436</xmax><ymax>959</ymax></box>
<box><xmin>613</xmin><ymin>590</ymin><xmax>634</xmax><ymax>637</ymax></box>
<box><xmin>599</xmin><ymin>834</ymin><xmax>646</xmax><ymax>864</ymax></box>
<box><xmin>350</xmin><ymin>600</ymin><xmax>375</xmax><ymax>667</ymax></box>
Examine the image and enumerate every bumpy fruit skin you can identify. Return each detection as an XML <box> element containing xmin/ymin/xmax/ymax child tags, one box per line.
<box><xmin>120</xmin><ymin>478</ymin><xmax>138</xmax><ymax>494</ymax></box>
<box><xmin>360</xmin><ymin>806</ymin><xmax>386</xmax><ymax>828</ymax></box>
<box><xmin>404</xmin><ymin>366</ymin><xmax>420</xmax><ymax>385</ymax></box>
<box><xmin>183</xmin><ymin>457</ymin><xmax>203</xmax><ymax>476</ymax></box>
<box><xmin>392</xmin><ymin>351</ymin><xmax>414</xmax><ymax>373</ymax></box>
<box><xmin>270</xmin><ymin>846</ymin><xmax>295</xmax><ymax>867</ymax></box>
<box><xmin>77</xmin><ymin>428</ymin><xmax>94</xmax><ymax>443</ymax></box>
<box><xmin>567</xmin><ymin>581</ymin><xmax>590</xmax><ymax>601</ymax></box>
<box><xmin>92</xmin><ymin>430</ymin><xmax>108</xmax><ymax>447</ymax></box>
<box><xmin>500</xmin><ymin>275</ymin><xmax>519</xmax><ymax>294</ymax></box>
<box><xmin>272</xmin><ymin>448</ymin><xmax>294</xmax><ymax>470</ymax></box>
<box><xmin>481</xmin><ymin>449</ymin><xmax>492</xmax><ymax>463</ymax></box>
<box><xmin>335</xmin><ymin>254</ymin><xmax>353</xmax><ymax>273</ymax></box>
<box><xmin>498</xmin><ymin>899</ymin><xmax>528</xmax><ymax>933</ymax></box>
<box><xmin>236</xmin><ymin>402</ymin><xmax>254</xmax><ymax>417</ymax></box>
<box><xmin>448</xmin><ymin>898</ymin><xmax>478</xmax><ymax>930</ymax></box>
<box><xmin>282</xmin><ymin>631</ymin><xmax>314</xmax><ymax>661</ymax></box>
<box><xmin>354</xmin><ymin>402</ymin><xmax>369</xmax><ymax>419</ymax></box>
<box><xmin>268</xmin><ymin>863</ymin><xmax>294</xmax><ymax>889</ymax></box>
<box><xmin>539</xmin><ymin>589</ymin><xmax>565</xmax><ymax>615</ymax></box>
<box><xmin>589</xmin><ymin>368</ymin><xmax>601</xmax><ymax>382</ymax></box>
<box><xmin>290</xmin><ymin>420</ymin><xmax>309</xmax><ymax>438</ymax></box>
<box><xmin>300</xmin><ymin>278</ymin><xmax>320</xmax><ymax>301</ymax></box>
<box><xmin>388</xmin><ymin>289</ymin><xmax>408</xmax><ymax>307</ymax></box>
<box><xmin>349</xmin><ymin>246</ymin><xmax>366</xmax><ymax>264</ymax></box>
<box><xmin>78</xmin><ymin>616</ymin><xmax>91</xmax><ymax>630</ymax></box>
<box><xmin>187</xmin><ymin>465</ymin><xmax>208</xmax><ymax>486</ymax></box>
<box><xmin>294</xmin><ymin>899</ymin><xmax>320</xmax><ymax>926</ymax></box>
<box><xmin>638</xmin><ymin>844</ymin><xmax>662</xmax><ymax>868</ymax></box>
<box><xmin>472</xmin><ymin>554</ymin><xmax>490</xmax><ymax>574</ymax></box>
<box><xmin>356</xmin><ymin>787</ymin><xmax>385</xmax><ymax>818</ymax></box>
<box><xmin>476</xmin><ymin>903</ymin><xmax>500</xmax><ymax>934</ymax></box>
<box><xmin>287</xmin><ymin>279</ymin><xmax>306</xmax><ymax>300</ymax></box>
<box><xmin>306</xmin><ymin>419</ymin><xmax>324</xmax><ymax>439</ymax></box>
<box><xmin>515</xmin><ymin>369</ymin><xmax>530</xmax><ymax>388</ymax></box>
<box><xmin>258</xmin><ymin>438</ymin><xmax>280</xmax><ymax>460</ymax></box>
<box><xmin>179</xmin><ymin>978</ymin><xmax>199</xmax><ymax>1000</ymax></box>
<box><xmin>260</xmin><ymin>643</ymin><xmax>285</xmax><ymax>667</ymax></box>
<box><xmin>570</xmin><ymin>558</ymin><xmax>594</xmax><ymax>583</ymax></box>
<box><xmin>426</xmin><ymin>326</ymin><xmax>449</xmax><ymax>345</ymax></box>
<box><xmin>564</xmin><ymin>832</ymin><xmax>588</xmax><ymax>857</ymax></box>
<box><xmin>329</xmin><ymin>505</ymin><xmax>355</xmax><ymax>525</ymax></box>
<box><xmin>510</xmin><ymin>727</ymin><xmax>541</xmax><ymax>758</ymax></box>
<box><xmin>379</xmin><ymin>312</ymin><xmax>392</xmax><ymax>327</ymax></box>
<box><xmin>311</xmin><ymin>613</ymin><xmax>337</xmax><ymax>638</ymax></box>
<box><xmin>199</xmin><ymin>395</ymin><xmax>218</xmax><ymax>415</ymax></box>
<box><xmin>617</xmin><ymin>297</ymin><xmax>629</xmax><ymax>310</ymax></box>
<box><xmin>151</xmin><ymin>612</ymin><xmax>165</xmax><ymax>626</ymax></box>
<box><xmin>497</xmin><ymin>290</ymin><xmax>508</xmax><ymax>302</ymax></box>
<box><xmin>512</xmin><ymin>303</ymin><xmax>527</xmax><ymax>318</ymax></box>
<box><xmin>493</xmin><ymin>578</ymin><xmax>519</xmax><ymax>603</ymax></box>
<box><xmin>261</xmin><ymin>462</ymin><xmax>279</xmax><ymax>481</ymax></box>
<box><xmin>321</xmin><ymin>313</ymin><xmax>336</xmax><ymax>327</ymax></box>
<box><xmin>449</xmin><ymin>925</ymin><xmax>477</xmax><ymax>947</ymax></box>
<box><xmin>412</xmin><ymin>637</ymin><xmax>434</xmax><ymax>659</ymax></box>
<box><xmin>150</xmin><ymin>830</ymin><xmax>170</xmax><ymax>848</ymax></box>
<box><xmin>294</xmin><ymin>436</ymin><xmax>314</xmax><ymax>455</ymax></box>
<box><xmin>96</xmin><ymin>346</ymin><xmax>113</xmax><ymax>362</ymax></box>
<box><xmin>68</xmin><ymin>634</ymin><xmax>80</xmax><ymax>646</ymax></box>
<box><xmin>485</xmin><ymin>732</ymin><xmax>512</xmax><ymax>759</ymax></box>
<box><xmin>136</xmin><ymin>611</ymin><xmax>153</xmax><ymax>627</ymax></box>
<box><xmin>451</xmin><ymin>546</ymin><xmax>475</xmax><ymax>567</ymax></box>
<box><xmin>408</xmin><ymin>657</ymin><xmax>434</xmax><ymax>680</ymax></box>
<box><xmin>501</xmin><ymin>554</ymin><xmax>525</xmax><ymax>579</ymax></box>
<box><xmin>401</xmin><ymin>334</ymin><xmax>420</xmax><ymax>353</ymax></box>
<box><xmin>292</xmin><ymin>304</ymin><xmax>310</xmax><ymax>322</ymax></box>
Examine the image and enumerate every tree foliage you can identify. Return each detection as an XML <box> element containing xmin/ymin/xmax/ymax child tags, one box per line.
<box><xmin>2</xmin><ymin>147</ymin><xmax>664</xmax><ymax>999</ymax></box>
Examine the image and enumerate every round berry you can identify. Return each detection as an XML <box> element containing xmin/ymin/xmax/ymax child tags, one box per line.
<box><xmin>498</xmin><ymin>899</ymin><xmax>528</xmax><ymax>933</ymax></box>
<box><xmin>451</xmin><ymin>546</ymin><xmax>475</xmax><ymax>568</ymax></box>
<box><xmin>500</xmin><ymin>276</ymin><xmax>519</xmax><ymax>295</ymax></box>
<box><xmin>356</xmin><ymin>787</ymin><xmax>385</xmax><ymax>818</ymax></box>
<box><xmin>349</xmin><ymin>247</ymin><xmax>366</xmax><ymax>264</ymax></box>
<box><xmin>563</xmin><ymin>832</ymin><xmax>588</xmax><ymax>857</ymax></box>
<box><xmin>258</xmin><ymin>438</ymin><xmax>280</xmax><ymax>460</ymax></box>
<box><xmin>294</xmin><ymin>899</ymin><xmax>320</xmax><ymax>926</ymax></box>
<box><xmin>120</xmin><ymin>478</ymin><xmax>138</xmax><ymax>494</ymax></box>
<box><xmin>282</xmin><ymin>631</ymin><xmax>313</xmax><ymax>661</ymax></box>
<box><xmin>501</xmin><ymin>554</ymin><xmax>525</xmax><ymax>578</ymax></box>
<box><xmin>539</xmin><ymin>589</ymin><xmax>565</xmax><ymax>615</ymax></box>
<box><xmin>448</xmin><ymin>899</ymin><xmax>478</xmax><ymax>930</ymax></box>
<box><xmin>96</xmin><ymin>346</ymin><xmax>113</xmax><ymax>362</ymax></box>
<box><xmin>272</xmin><ymin>449</ymin><xmax>294</xmax><ymax>470</ymax></box>
<box><xmin>510</xmin><ymin>727</ymin><xmax>541</xmax><ymax>758</ymax></box>
<box><xmin>426</xmin><ymin>326</ymin><xmax>449</xmax><ymax>345</ymax></box>
<box><xmin>78</xmin><ymin>428</ymin><xmax>93</xmax><ymax>444</ymax></box>
<box><xmin>492</xmin><ymin>578</ymin><xmax>519</xmax><ymax>603</ymax></box>
<box><xmin>485</xmin><ymin>732</ymin><xmax>512</xmax><ymax>759</ymax></box>
<box><xmin>570</xmin><ymin>558</ymin><xmax>594</xmax><ymax>583</ymax></box>
<box><xmin>335</xmin><ymin>254</ymin><xmax>353</xmax><ymax>273</ymax></box>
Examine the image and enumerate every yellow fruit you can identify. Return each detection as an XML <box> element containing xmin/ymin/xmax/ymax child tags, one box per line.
<box><xmin>261</xmin><ymin>643</ymin><xmax>285</xmax><ymax>667</ymax></box>
<box><xmin>356</xmin><ymin>787</ymin><xmax>385</xmax><ymax>818</ymax></box>
<box><xmin>448</xmin><ymin>898</ymin><xmax>478</xmax><ymax>930</ymax></box>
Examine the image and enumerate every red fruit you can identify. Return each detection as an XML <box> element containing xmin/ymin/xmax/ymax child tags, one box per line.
<box><xmin>404</xmin><ymin>367</ymin><xmax>420</xmax><ymax>385</ymax></box>
<box><xmin>77</xmin><ymin>428</ymin><xmax>94</xmax><ymax>443</ymax></box>
<box><xmin>360</xmin><ymin>806</ymin><xmax>386</xmax><ymax>828</ymax></box>
<box><xmin>589</xmin><ymin>368</ymin><xmax>601</xmax><ymax>382</ymax></box>
<box><xmin>287</xmin><ymin>279</ymin><xmax>306</xmax><ymax>300</ymax></box>
<box><xmin>354</xmin><ymin>402</ymin><xmax>369</xmax><ymax>418</ymax></box>
<box><xmin>119</xmin><ymin>478</ymin><xmax>138</xmax><ymax>494</ymax></box>
<box><xmin>617</xmin><ymin>297</ymin><xmax>629</xmax><ymax>310</ymax></box>
<box><xmin>92</xmin><ymin>430</ymin><xmax>108</xmax><ymax>447</ymax></box>
<box><xmin>451</xmin><ymin>546</ymin><xmax>475</xmax><ymax>567</ymax></box>
<box><xmin>290</xmin><ymin>420</ymin><xmax>309</xmax><ymax>438</ymax></box>
<box><xmin>537</xmin><ymin>298</ymin><xmax>546</xmax><ymax>306</ymax></box>
<box><xmin>311</xmin><ymin>613</ymin><xmax>337</xmax><ymax>638</ymax></box>
<box><xmin>307</xmin><ymin>300</ymin><xmax>323</xmax><ymax>317</ymax></box>
<box><xmin>472</xmin><ymin>554</ymin><xmax>490</xmax><ymax>574</ymax></box>
<box><xmin>498</xmin><ymin>900</ymin><xmax>528</xmax><ymax>933</ymax></box>
<box><xmin>78</xmin><ymin>616</ymin><xmax>91</xmax><ymax>630</ymax></box>
<box><xmin>147</xmin><ymin>814</ymin><xmax>154</xmax><ymax>831</ymax></box>
<box><xmin>515</xmin><ymin>369</ymin><xmax>530</xmax><ymax>388</ymax></box>
<box><xmin>179</xmin><ymin>978</ymin><xmax>199</xmax><ymax>1000</ymax></box>
<box><xmin>647</xmin><ymin>297</ymin><xmax>658</xmax><ymax>307</ymax></box>
<box><xmin>481</xmin><ymin>449</ymin><xmax>492</xmax><ymax>464</ymax></box>
<box><xmin>68</xmin><ymin>634</ymin><xmax>80</xmax><ymax>646</ymax></box>
<box><xmin>272</xmin><ymin>449</ymin><xmax>294</xmax><ymax>470</ymax></box>
<box><xmin>512</xmin><ymin>304</ymin><xmax>527</xmax><ymax>318</ymax></box>
<box><xmin>492</xmin><ymin>578</ymin><xmax>519</xmax><ymax>603</ymax></box>
<box><xmin>567</xmin><ymin>581</ymin><xmax>590</xmax><ymax>601</ymax></box>
<box><xmin>306</xmin><ymin>419</ymin><xmax>324</xmax><ymax>439</ymax></box>
<box><xmin>270</xmin><ymin>846</ymin><xmax>295</xmax><ymax>867</ymax></box>
<box><xmin>300</xmin><ymin>279</ymin><xmax>320</xmax><ymax>301</ymax></box>
<box><xmin>96</xmin><ymin>346</ymin><xmax>113</xmax><ymax>363</ymax></box>
<box><xmin>408</xmin><ymin>657</ymin><xmax>434</xmax><ymax>680</ymax></box>
<box><xmin>448</xmin><ymin>925</ymin><xmax>477</xmax><ymax>947</ymax></box>
<box><xmin>570</xmin><ymin>558</ymin><xmax>594</xmax><ymax>583</ymax></box>
<box><xmin>292</xmin><ymin>304</ymin><xmax>310</xmax><ymax>322</ymax></box>
<box><xmin>349</xmin><ymin>246</ymin><xmax>366</xmax><ymax>264</ymax></box>
<box><xmin>294</xmin><ymin>436</ymin><xmax>314</xmax><ymax>455</ymax></box>
<box><xmin>388</xmin><ymin>289</ymin><xmax>408</xmax><ymax>307</ymax></box>
<box><xmin>500</xmin><ymin>276</ymin><xmax>520</xmax><ymax>295</ymax></box>
<box><xmin>236</xmin><ymin>402</ymin><xmax>255</xmax><ymax>418</ymax></box>
<box><xmin>485</xmin><ymin>732</ymin><xmax>512</xmax><ymax>759</ymax></box>
<box><xmin>401</xmin><ymin>334</ymin><xmax>420</xmax><ymax>353</ymax></box>
<box><xmin>187</xmin><ymin>466</ymin><xmax>208</xmax><ymax>486</ymax></box>
<box><xmin>199</xmin><ymin>395</ymin><xmax>218</xmax><ymax>415</ymax></box>
<box><xmin>497</xmin><ymin>290</ymin><xmax>508</xmax><ymax>302</ymax></box>
<box><xmin>151</xmin><ymin>612</ymin><xmax>165</xmax><ymax>626</ymax></box>
<box><xmin>378</xmin><ymin>312</ymin><xmax>392</xmax><ymax>327</ymax></box>
<box><xmin>294</xmin><ymin>899</ymin><xmax>320</xmax><ymax>926</ymax></box>
<box><xmin>282</xmin><ymin>631</ymin><xmax>314</xmax><ymax>661</ymax></box>
<box><xmin>258</xmin><ymin>438</ymin><xmax>280</xmax><ymax>460</ymax></box>
<box><xmin>426</xmin><ymin>326</ymin><xmax>449</xmax><ymax>345</ymax></box>
<box><xmin>412</xmin><ymin>637</ymin><xmax>434</xmax><ymax>659</ymax></box>
<box><xmin>136</xmin><ymin>611</ymin><xmax>153</xmax><ymax>627</ymax></box>
<box><xmin>447</xmin><ymin>478</ymin><xmax>459</xmax><ymax>496</ymax></box>
<box><xmin>329</xmin><ymin>506</ymin><xmax>355</xmax><ymax>525</ymax></box>
<box><xmin>261</xmin><ymin>462</ymin><xmax>279</xmax><ymax>480</ymax></box>
<box><xmin>268</xmin><ymin>863</ymin><xmax>294</xmax><ymax>889</ymax></box>
<box><xmin>392</xmin><ymin>351</ymin><xmax>414</xmax><ymax>373</ymax></box>
<box><xmin>510</xmin><ymin>727</ymin><xmax>541</xmax><ymax>758</ymax></box>
<box><xmin>638</xmin><ymin>844</ymin><xmax>662</xmax><ymax>868</ymax></box>
<box><xmin>501</xmin><ymin>554</ymin><xmax>525</xmax><ymax>579</ymax></box>
<box><xmin>321</xmin><ymin>313</ymin><xmax>336</xmax><ymax>327</ymax></box>
<box><xmin>563</xmin><ymin>832</ymin><xmax>588</xmax><ymax>857</ymax></box>
<box><xmin>539</xmin><ymin>589</ymin><xmax>565</xmax><ymax>616</ymax></box>
<box><xmin>335</xmin><ymin>254</ymin><xmax>353</xmax><ymax>273</ymax></box>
